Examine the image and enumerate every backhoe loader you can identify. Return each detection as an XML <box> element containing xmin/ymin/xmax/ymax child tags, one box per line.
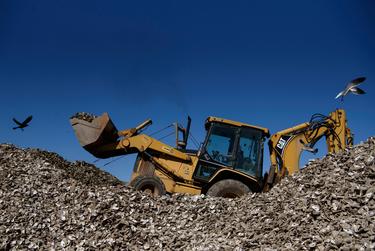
<box><xmin>70</xmin><ymin>109</ymin><xmax>352</xmax><ymax>197</ymax></box>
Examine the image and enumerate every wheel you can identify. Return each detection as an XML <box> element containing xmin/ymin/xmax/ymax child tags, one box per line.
<box><xmin>129</xmin><ymin>176</ymin><xmax>166</xmax><ymax>196</ymax></box>
<box><xmin>206</xmin><ymin>179</ymin><xmax>250</xmax><ymax>198</ymax></box>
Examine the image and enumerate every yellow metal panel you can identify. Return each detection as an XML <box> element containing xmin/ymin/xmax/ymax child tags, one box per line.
<box><xmin>174</xmin><ymin>183</ymin><xmax>202</xmax><ymax>195</ymax></box>
<box><xmin>156</xmin><ymin>172</ymin><xmax>201</xmax><ymax>194</ymax></box>
<box><xmin>280</xmin><ymin>134</ymin><xmax>306</xmax><ymax>174</ymax></box>
<box><xmin>206</xmin><ymin>116</ymin><xmax>270</xmax><ymax>136</ymax></box>
<box><xmin>176</xmin><ymin>156</ymin><xmax>199</xmax><ymax>180</ymax></box>
<box><xmin>121</xmin><ymin>134</ymin><xmax>191</xmax><ymax>162</ymax></box>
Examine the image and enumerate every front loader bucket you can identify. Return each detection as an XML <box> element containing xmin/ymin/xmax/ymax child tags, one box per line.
<box><xmin>70</xmin><ymin>113</ymin><xmax>119</xmax><ymax>156</ymax></box>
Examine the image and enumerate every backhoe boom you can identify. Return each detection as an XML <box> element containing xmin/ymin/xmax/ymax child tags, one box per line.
<box><xmin>266</xmin><ymin>109</ymin><xmax>352</xmax><ymax>189</ymax></box>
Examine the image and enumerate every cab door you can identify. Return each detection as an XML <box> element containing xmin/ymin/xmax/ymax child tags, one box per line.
<box><xmin>194</xmin><ymin>123</ymin><xmax>239</xmax><ymax>181</ymax></box>
<box><xmin>234</xmin><ymin>128</ymin><xmax>264</xmax><ymax>178</ymax></box>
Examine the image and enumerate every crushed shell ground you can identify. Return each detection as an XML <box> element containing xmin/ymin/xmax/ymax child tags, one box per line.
<box><xmin>0</xmin><ymin>138</ymin><xmax>374</xmax><ymax>250</ymax></box>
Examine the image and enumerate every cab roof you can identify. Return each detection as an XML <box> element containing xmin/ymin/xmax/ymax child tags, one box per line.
<box><xmin>205</xmin><ymin>116</ymin><xmax>270</xmax><ymax>137</ymax></box>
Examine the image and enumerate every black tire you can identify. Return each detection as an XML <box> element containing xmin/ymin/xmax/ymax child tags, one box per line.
<box><xmin>129</xmin><ymin>176</ymin><xmax>166</xmax><ymax>196</ymax></box>
<box><xmin>206</xmin><ymin>179</ymin><xmax>250</xmax><ymax>198</ymax></box>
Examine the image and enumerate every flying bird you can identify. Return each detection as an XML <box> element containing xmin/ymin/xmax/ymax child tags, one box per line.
<box><xmin>13</xmin><ymin>116</ymin><xmax>33</xmax><ymax>130</ymax></box>
<box><xmin>335</xmin><ymin>77</ymin><xmax>366</xmax><ymax>100</ymax></box>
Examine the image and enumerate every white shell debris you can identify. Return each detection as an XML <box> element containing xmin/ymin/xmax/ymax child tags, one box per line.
<box><xmin>0</xmin><ymin>137</ymin><xmax>374</xmax><ymax>250</ymax></box>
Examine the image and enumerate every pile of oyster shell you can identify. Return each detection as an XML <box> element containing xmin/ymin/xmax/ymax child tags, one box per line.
<box><xmin>70</xmin><ymin>112</ymin><xmax>97</xmax><ymax>122</ymax></box>
<box><xmin>0</xmin><ymin>138</ymin><xmax>374</xmax><ymax>250</ymax></box>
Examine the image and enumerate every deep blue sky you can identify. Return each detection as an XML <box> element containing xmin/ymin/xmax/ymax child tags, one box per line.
<box><xmin>1</xmin><ymin>0</ymin><xmax>374</xmax><ymax>181</ymax></box>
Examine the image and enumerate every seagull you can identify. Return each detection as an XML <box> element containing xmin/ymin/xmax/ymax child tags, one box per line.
<box><xmin>13</xmin><ymin>115</ymin><xmax>33</xmax><ymax>130</ymax></box>
<box><xmin>335</xmin><ymin>77</ymin><xmax>366</xmax><ymax>100</ymax></box>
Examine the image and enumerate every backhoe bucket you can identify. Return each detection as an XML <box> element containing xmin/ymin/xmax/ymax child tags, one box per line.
<box><xmin>70</xmin><ymin>113</ymin><xmax>119</xmax><ymax>155</ymax></box>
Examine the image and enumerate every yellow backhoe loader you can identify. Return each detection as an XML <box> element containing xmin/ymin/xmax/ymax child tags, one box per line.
<box><xmin>70</xmin><ymin>109</ymin><xmax>352</xmax><ymax>197</ymax></box>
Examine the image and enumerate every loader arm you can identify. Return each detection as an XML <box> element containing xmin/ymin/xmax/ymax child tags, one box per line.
<box><xmin>93</xmin><ymin>133</ymin><xmax>191</xmax><ymax>162</ymax></box>
<box><xmin>70</xmin><ymin>113</ymin><xmax>191</xmax><ymax>163</ymax></box>
<box><xmin>266</xmin><ymin>109</ymin><xmax>352</xmax><ymax>188</ymax></box>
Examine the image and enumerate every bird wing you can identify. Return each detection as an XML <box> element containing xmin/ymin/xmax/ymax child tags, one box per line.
<box><xmin>347</xmin><ymin>77</ymin><xmax>366</xmax><ymax>89</ymax></box>
<box><xmin>351</xmin><ymin>77</ymin><xmax>366</xmax><ymax>85</ymax></box>
<box><xmin>22</xmin><ymin>115</ymin><xmax>33</xmax><ymax>125</ymax></box>
<box><xmin>13</xmin><ymin>118</ymin><xmax>23</xmax><ymax>126</ymax></box>
<box><xmin>350</xmin><ymin>87</ymin><xmax>366</xmax><ymax>95</ymax></box>
<box><xmin>335</xmin><ymin>90</ymin><xmax>345</xmax><ymax>99</ymax></box>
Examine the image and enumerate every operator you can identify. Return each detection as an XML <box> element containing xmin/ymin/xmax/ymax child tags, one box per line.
<box><xmin>237</xmin><ymin>143</ymin><xmax>257</xmax><ymax>176</ymax></box>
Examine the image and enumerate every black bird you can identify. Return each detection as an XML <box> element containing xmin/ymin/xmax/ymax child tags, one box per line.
<box><xmin>13</xmin><ymin>116</ymin><xmax>33</xmax><ymax>130</ymax></box>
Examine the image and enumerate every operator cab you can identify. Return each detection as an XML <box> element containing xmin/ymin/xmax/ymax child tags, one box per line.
<box><xmin>195</xmin><ymin>117</ymin><xmax>270</xmax><ymax>181</ymax></box>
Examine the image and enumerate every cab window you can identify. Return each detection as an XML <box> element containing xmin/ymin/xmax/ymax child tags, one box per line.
<box><xmin>235</xmin><ymin>128</ymin><xmax>263</xmax><ymax>177</ymax></box>
<box><xmin>205</xmin><ymin>124</ymin><xmax>237</xmax><ymax>166</ymax></box>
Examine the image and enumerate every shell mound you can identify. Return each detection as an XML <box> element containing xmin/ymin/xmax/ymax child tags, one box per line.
<box><xmin>0</xmin><ymin>138</ymin><xmax>374</xmax><ymax>250</ymax></box>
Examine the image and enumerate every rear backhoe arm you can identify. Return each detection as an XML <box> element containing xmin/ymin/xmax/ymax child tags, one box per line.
<box><xmin>265</xmin><ymin>109</ymin><xmax>353</xmax><ymax>189</ymax></box>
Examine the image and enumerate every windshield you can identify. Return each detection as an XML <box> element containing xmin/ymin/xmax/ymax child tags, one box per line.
<box><xmin>205</xmin><ymin>124</ymin><xmax>237</xmax><ymax>166</ymax></box>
